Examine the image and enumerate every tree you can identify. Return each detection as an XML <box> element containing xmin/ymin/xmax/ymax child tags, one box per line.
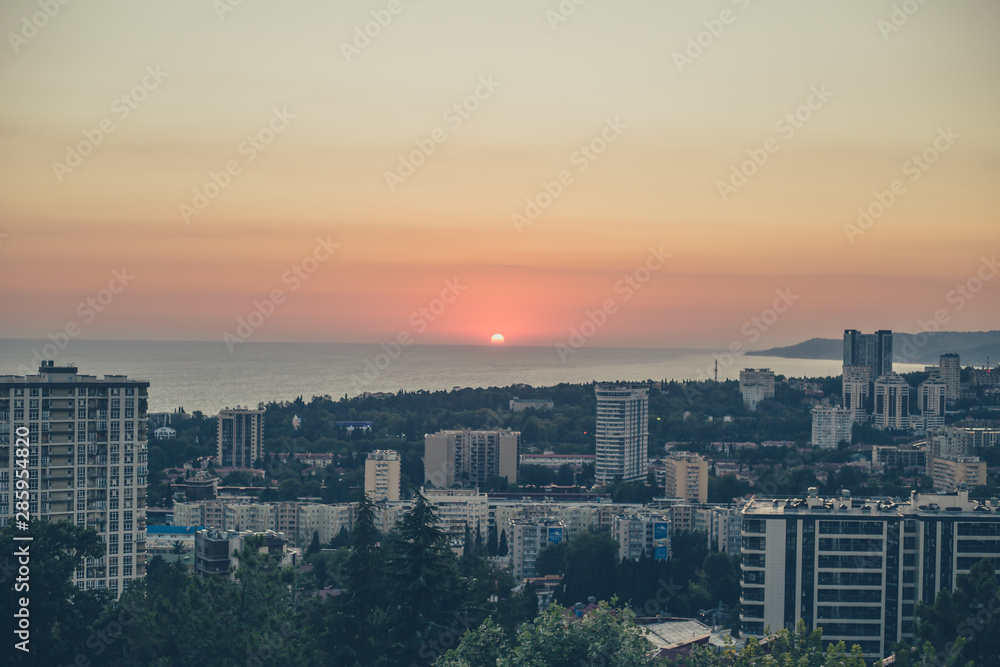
<box><xmin>307</xmin><ymin>530</ymin><xmax>321</xmax><ymax>557</ymax></box>
<box><xmin>487</xmin><ymin>524</ymin><xmax>498</xmax><ymax>556</ymax></box>
<box><xmin>436</xmin><ymin>601</ymin><xmax>661</xmax><ymax>667</ymax></box>
<box><xmin>388</xmin><ymin>490</ymin><xmax>466</xmax><ymax>663</ymax></box>
<box><xmin>0</xmin><ymin>519</ymin><xmax>110</xmax><ymax>667</ymax></box>
<box><xmin>534</xmin><ymin>541</ymin><xmax>568</xmax><ymax>576</ymax></box>
<box><xmin>498</xmin><ymin>529</ymin><xmax>509</xmax><ymax>558</ymax></box>
<box><xmin>332</xmin><ymin>492</ymin><xmax>392</xmax><ymax>665</ymax></box>
<box><xmin>911</xmin><ymin>558</ymin><xmax>997</xmax><ymax>667</ymax></box>
<box><xmin>558</xmin><ymin>531</ymin><xmax>618</xmax><ymax>605</ymax></box>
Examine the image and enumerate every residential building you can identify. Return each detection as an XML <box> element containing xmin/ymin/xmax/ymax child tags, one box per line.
<box><xmin>509</xmin><ymin>398</ymin><xmax>554</xmax><ymax>412</ymax></box>
<box><xmin>217</xmin><ymin>407</ymin><xmax>264</xmax><ymax>468</ymax></box>
<box><xmin>365</xmin><ymin>449</ymin><xmax>401</xmax><ymax>501</ymax></box>
<box><xmin>611</xmin><ymin>511</ymin><xmax>670</xmax><ymax>561</ymax></box>
<box><xmin>423</xmin><ymin>429</ymin><xmax>519</xmax><ymax>488</ymax></box>
<box><xmin>843</xmin><ymin>329</ymin><xmax>893</xmax><ymax>383</ymax></box>
<box><xmin>970</xmin><ymin>365</ymin><xmax>1000</xmax><ymax>387</ymax></box>
<box><xmin>926</xmin><ymin>427</ymin><xmax>970</xmax><ymax>466</ymax></box>
<box><xmin>810</xmin><ymin>406</ymin><xmax>853</xmax><ymax>449</ymax></box>
<box><xmin>0</xmin><ymin>362</ymin><xmax>149</xmax><ymax>595</ymax></box>
<box><xmin>296</xmin><ymin>502</ymin><xmax>353</xmax><ymax>546</ymax></box>
<box><xmin>661</xmin><ymin>452</ymin><xmax>709</xmax><ymax>503</ymax></box>
<box><xmin>842</xmin><ymin>365</ymin><xmax>870</xmax><ymax>422</ymax></box>
<box><xmin>872</xmin><ymin>444</ymin><xmax>928</xmax><ymax>471</ymax></box>
<box><xmin>918</xmin><ymin>378</ymin><xmax>947</xmax><ymax>431</ymax></box>
<box><xmin>508</xmin><ymin>517</ymin><xmax>566</xmax><ymax>580</ymax></box>
<box><xmin>594</xmin><ymin>384</ymin><xmax>648</xmax><ymax>484</ymax></box>
<box><xmin>930</xmin><ymin>457</ymin><xmax>986</xmax><ymax>493</ymax></box>
<box><xmin>740</xmin><ymin>489</ymin><xmax>1000</xmax><ymax>661</ymax></box>
<box><xmin>739</xmin><ymin>369</ymin><xmax>775</xmax><ymax>411</ymax></box>
<box><xmin>194</xmin><ymin>528</ymin><xmax>294</xmax><ymax>577</ymax></box>
<box><xmin>423</xmin><ymin>487</ymin><xmax>488</xmax><ymax>538</ymax></box>
<box><xmin>874</xmin><ymin>373</ymin><xmax>909</xmax><ymax>430</ymax></box>
<box><xmin>519</xmin><ymin>453</ymin><xmax>595</xmax><ymax>472</ymax></box>
<box><xmin>939</xmin><ymin>353</ymin><xmax>961</xmax><ymax>403</ymax></box>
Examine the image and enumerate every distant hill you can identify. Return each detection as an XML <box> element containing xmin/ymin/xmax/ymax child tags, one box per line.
<box><xmin>748</xmin><ymin>331</ymin><xmax>1000</xmax><ymax>366</ymax></box>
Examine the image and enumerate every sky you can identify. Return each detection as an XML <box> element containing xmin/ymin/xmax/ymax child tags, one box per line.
<box><xmin>0</xmin><ymin>0</ymin><xmax>998</xmax><ymax>349</ymax></box>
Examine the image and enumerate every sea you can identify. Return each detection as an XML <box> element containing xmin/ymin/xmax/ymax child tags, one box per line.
<box><xmin>0</xmin><ymin>338</ymin><xmax>925</xmax><ymax>415</ymax></box>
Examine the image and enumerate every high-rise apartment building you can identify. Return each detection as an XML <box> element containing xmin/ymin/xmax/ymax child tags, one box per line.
<box><xmin>423</xmin><ymin>429</ymin><xmax>519</xmax><ymax>488</ymax></box>
<box><xmin>0</xmin><ymin>362</ymin><xmax>149</xmax><ymax>595</ymax></box>
<box><xmin>843</xmin><ymin>329</ymin><xmax>893</xmax><ymax>383</ymax></box>
<box><xmin>739</xmin><ymin>369</ymin><xmax>775</xmax><ymax>411</ymax></box>
<box><xmin>874</xmin><ymin>373</ymin><xmax>909</xmax><ymax>430</ymax></box>
<box><xmin>594</xmin><ymin>384</ymin><xmax>648</xmax><ymax>484</ymax></box>
<box><xmin>741</xmin><ymin>489</ymin><xmax>1000</xmax><ymax>661</ymax></box>
<box><xmin>810</xmin><ymin>405</ymin><xmax>853</xmax><ymax>449</ymax></box>
<box><xmin>939</xmin><ymin>353</ymin><xmax>961</xmax><ymax>403</ymax></box>
<box><xmin>217</xmin><ymin>408</ymin><xmax>264</xmax><ymax>468</ymax></box>
<box><xmin>918</xmin><ymin>378</ymin><xmax>947</xmax><ymax>431</ymax></box>
<box><xmin>841</xmin><ymin>365</ymin><xmax>870</xmax><ymax>422</ymax></box>
<box><xmin>661</xmin><ymin>452</ymin><xmax>708</xmax><ymax>503</ymax></box>
<box><xmin>365</xmin><ymin>449</ymin><xmax>401</xmax><ymax>501</ymax></box>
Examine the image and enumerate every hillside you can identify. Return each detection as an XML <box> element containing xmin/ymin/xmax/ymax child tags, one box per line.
<box><xmin>748</xmin><ymin>331</ymin><xmax>1000</xmax><ymax>365</ymax></box>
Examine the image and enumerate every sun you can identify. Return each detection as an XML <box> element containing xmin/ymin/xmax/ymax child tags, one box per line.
<box><xmin>490</xmin><ymin>333</ymin><xmax>505</xmax><ymax>344</ymax></box>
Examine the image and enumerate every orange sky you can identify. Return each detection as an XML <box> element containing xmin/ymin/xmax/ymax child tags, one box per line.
<box><xmin>0</xmin><ymin>1</ymin><xmax>998</xmax><ymax>348</ymax></box>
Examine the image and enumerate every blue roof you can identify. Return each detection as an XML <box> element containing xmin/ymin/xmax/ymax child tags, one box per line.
<box><xmin>146</xmin><ymin>525</ymin><xmax>205</xmax><ymax>535</ymax></box>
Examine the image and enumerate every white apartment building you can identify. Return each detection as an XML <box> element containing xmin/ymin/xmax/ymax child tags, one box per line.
<box><xmin>810</xmin><ymin>405</ymin><xmax>853</xmax><ymax>449</ymax></box>
<box><xmin>739</xmin><ymin>369</ymin><xmax>775</xmax><ymax>411</ymax></box>
<box><xmin>874</xmin><ymin>373</ymin><xmax>910</xmax><ymax>430</ymax></box>
<box><xmin>594</xmin><ymin>384</ymin><xmax>648</xmax><ymax>484</ymax></box>
<box><xmin>611</xmin><ymin>511</ymin><xmax>670</xmax><ymax>561</ymax></box>
<box><xmin>939</xmin><ymin>353</ymin><xmax>961</xmax><ymax>403</ymax></box>
<box><xmin>424</xmin><ymin>429</ymin><xmax>519</xmax><ymax>488</ymax></box>
<box><xmin>741</xmin><ymin>489</ymin><xmax>1000</xmax><ymax>661</ymax></box>
<box><xmin>842</xmin><ymin>365</ymin><xmax>870</xmax><ymax>423</ymax></box>
<box><xmin>217</xmin><ymin>407</ymin><xmax>264</xmax><ymax>468</ymax></box>
<box><xmin>918</xmin><ymin>378</ymin><xmax>947</xmax><ymax>431</ymax></box>
<box><xmin>508</xmin><ymin>517</ymin><xmax>566</xmax><ymax>580</ymax></box>
<box><xmin>365</xmin><ymin>449</ymin><xmax>401</xmax><ymax>501</ymax></box>
<box><xmin>0</xmin><ymin>362</ymin><xmax>149</xmax><ymax>595</ymax></box>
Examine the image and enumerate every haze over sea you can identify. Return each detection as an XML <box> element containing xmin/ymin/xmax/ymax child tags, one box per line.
<box><xmin>0</xmin><ymin>339</ymin><xmax>924</xmax><ymax>415</ymax></box>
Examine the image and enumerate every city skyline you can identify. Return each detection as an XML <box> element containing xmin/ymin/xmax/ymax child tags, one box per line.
<box><xmin>1</xmin><ymin>1</ymin><xmax>998</xmax><ymax>349</ymax></box>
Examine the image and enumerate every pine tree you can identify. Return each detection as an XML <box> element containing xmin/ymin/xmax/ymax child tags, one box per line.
<box><xmin>307</xmin><ymin>530</ymin><xmax>321</xmax><ymax>556</ymax></box>
<box><xmin>487</xmin><ymin>524</ymin><xmax>498</xmax><ymax>556</ymax></box>
<box><xmin>498</xmin><ymin>529</ymin><xmax>509</xmax><ymax>557</ymax></box>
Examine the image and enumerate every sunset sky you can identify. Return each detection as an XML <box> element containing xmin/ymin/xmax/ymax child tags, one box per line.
<box><xmin>1</xmin><ymin>0</ymin><xmax>997</xmax><ymax>349</ymax></box>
